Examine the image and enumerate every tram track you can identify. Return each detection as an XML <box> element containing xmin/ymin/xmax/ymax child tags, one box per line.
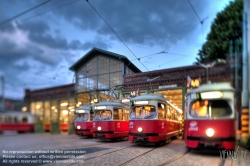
<box><xmin>158</xmin><ymin>149</ymin><xmax>190</xmax><ymax>166</ymax></box>
<box><xmin>80</xmin><ymin>144</ymin><xmax>137</xmax><ymax>161</ymax></box>
<box><xmin>119</xmin><ymin>146</ymin><xmax>158</xmax><ymax>166</ymax></box>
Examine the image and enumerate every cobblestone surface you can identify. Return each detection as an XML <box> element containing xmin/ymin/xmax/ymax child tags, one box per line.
<box><xmin>0</xmin><ymin>133</ymin><xmax>249</xmax><ymax>166</ymax></box>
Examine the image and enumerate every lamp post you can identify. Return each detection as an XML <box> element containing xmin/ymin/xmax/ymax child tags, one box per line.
<box><xmin>197</xmin><ymin>59</ymin><xmax>226</xmax><ymax>83</ymax></box>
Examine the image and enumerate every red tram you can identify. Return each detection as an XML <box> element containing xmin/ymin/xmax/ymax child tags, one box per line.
<box><xmin>74</xmin><ymin>104</ymin><xmax>93</xmax><ymax>137</ymax></box>
<box><xmin>184</xmin><ymin>82</ymin><xmax>236</xmax><ymax>150</ymax></box>
<box><xmin>0</xmin><ymin>111</ymin><xmax>34</xmax><ymax>133</ymax></box>
<box><xmin>128</xmin><ymin>93</ymin><xmax>182</xmax><ymax>144</ymax></box>
<box><xmin>93</xmin><ymin>100</ymin><xmax>130</xmax><ymax>141</ymax></box>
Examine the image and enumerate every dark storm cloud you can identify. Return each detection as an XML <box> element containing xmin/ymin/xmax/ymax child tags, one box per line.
<box><xmin>51</xmin><ymin>0</ymin><xmax>208</xmax><ymax>47</ymax></box>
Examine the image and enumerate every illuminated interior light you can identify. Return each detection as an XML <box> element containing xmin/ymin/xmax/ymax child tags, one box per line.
<box><xmin>78</xmin><ymin>110</ymin><xmax>85</xmax><ymax>113</ymax></box>
<box><xmin>95</xmin><ymin>106</ymin><xmax>107</xmax><ymax>110</ymax></box>
<box><xmin>206</xmin><ymin>128</ymin><xmax>215</xmax><ymax>137</ymax></box>
<box><xmin>61</xmin><ymin>102</ymin><xmax>68</xmax><ymax>106</ymax></box>
<box><xmin>77</xmin><ymin>126</ymin><xmax>81</xmax><ymax>130</ymax></box>
<box><xmin>134</xmin><ymin>101</ymin><xmax>149</xmax><ymax>105</ymax></box>
<box><xmin>97</xmin><ymin>126</ymin><xmax>102</xmax><ymax>131</ymax></box>
<box><xmin>122</xmin><ymin>99</ymin><xmax>130</xmax><ymax>103</ymax></box>
<box><xmin>62</xmin><ymin>110</ymin><xmax>68</xmax><ymax>115</ymax></box>
<box><xmin>138</xmin><ymin>127</ymin><xmax>143</xmax><ymax>132</ymax></box>
<box><xmin>70</xmin><ymin>109</ymin><xmax>75</xmax><ymax>112</ymax></box>
<box><xmin>51</xmin><ymin>106</ymin><xmax>56</xmax><ymax>109</ymax></box>
<box><xmin>22</xmin><ymin>107</ymin><xmax>27</xmax><ymax>112</ymax></box>
<box><xmin>36</xmin><ymin>105</ymin><xmax>41</xmax><ymax>109</ymax></box>
<box><xmin>201</xmin><ymin>91</ymin><xmax>223</xmax><ymax>99</ymax></box>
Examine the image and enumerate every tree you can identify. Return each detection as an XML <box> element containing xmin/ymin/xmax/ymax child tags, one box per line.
<box><xmin>196</xmin><ymin>0</ymin><xmax>243</xmax><ymax>62</ymax></box>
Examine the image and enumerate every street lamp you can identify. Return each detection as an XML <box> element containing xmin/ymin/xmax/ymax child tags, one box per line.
<box><xmin>197</xmin><ymin>59</ymin><xmax>226</xmax><ymax>83</ymax></box>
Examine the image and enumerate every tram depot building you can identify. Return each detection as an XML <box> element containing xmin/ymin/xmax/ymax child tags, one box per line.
<box><xmin>23</xmin><ymin>47</ymin><xmax>234</xmax><ymax>133</ymax></box>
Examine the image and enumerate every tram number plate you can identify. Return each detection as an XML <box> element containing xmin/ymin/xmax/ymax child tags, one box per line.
<box><xmin>205</xmin><ymin>142</ymin><xmax>215</xmax><ymax>147</ymax></box>
<box><xmin>137</xmin><ymin>137</ymin><xmax>144</xmax><ymax>141</ymax></box>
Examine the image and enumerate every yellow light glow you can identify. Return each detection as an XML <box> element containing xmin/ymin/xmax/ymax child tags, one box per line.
<box><xmin>51</xmin><ymin>106</ymin><xmax>56</xmax><ymax>109</ymax></box>
<box><xmin>201</xmin><ymin>91</ymin><xmax>223</xmax><ymax>99</ymax></box>
<box><xmin>134</xmin><ymin>101</ymin><xmax>149</xmax><ymax>105</ymax></box>
<box><xmin>61</xmin><ymin>102</ymin><xmax>68</xmax><ymax>106</ymax></box>
<box><xmin>138</xmin><ymin>127</ymin><xmax>143</xmax><ymax>132</ymax></box>
<box><xmin>36</xmin><ymin>105</ymin><xmax>41</xmax><ymax>109</ymax></box>
<box><xmin>62</xmin><ymin>110</ymin><xmax>68</xmax><ymax>115</ymax></box>
<box><xmin>22</xmin><ymin>107</ymin><xmax>27</xmax><ymax>112</ymax></box>
<box><xmin>206</xmin><ymin>128</ymin><xmax>215</xmax><ymax>137</ymax></box>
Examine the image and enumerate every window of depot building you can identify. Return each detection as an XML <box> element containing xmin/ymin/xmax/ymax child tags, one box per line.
<box><xmin>30</xmin><ymin>102</ymin><xmax>43</xmax><ymax>122</ymax></box>
<box><xmin>44</xmin><ymin>101</ymin><xmax>50</xmax><ymax>124</ymax></box>
<box><xmin>154</xmin><ymin>89</ymin><xmax>183</xmax><ymax>112</ymax></box>
<box><xmin>99</xmin><ymin>91</ymin><xmax>117</xmax><ymax>101</ymax></box>
<box><xmin>51</xmin><ymin>101</ymin><xmax>58</xmax><ymax>122</ymax></box>
<box><xmin>60</xmin><ymin>100</ymin><xmax>69</xmax><ymax>124</ymax></box>
<box><xmin>77</xmin><ymin>93</ymin><xmax>91</xmax><ymax>106</ymax></box>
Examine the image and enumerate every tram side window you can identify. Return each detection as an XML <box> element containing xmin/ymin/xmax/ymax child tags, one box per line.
<box><xmin>22</xmin><ymin>117</ymin><xmax>28</xmax><ymax>123</ymax></box>
<box><xmin>113</xmin><ymin>108</ymin><xmax>123</xmax><ymax>120</ymax></box>
<box><xmin>5</xmin><ymin>116</ymin><xmax>12</xmax><ymax>123</ymax></box>
<box><xmin>14</xmin><ymin>116</ymin><xmax>19</xmax><ymax>123</ymax></box>
<box><xmin>158</xmin><ymin>103</ymin><xmax>166</xmax><ymax>120</ymax></box>
<box><xmin>124</xmin><ymin>109</ymin><xmax>129</xmax><ymax>121</ymax></box>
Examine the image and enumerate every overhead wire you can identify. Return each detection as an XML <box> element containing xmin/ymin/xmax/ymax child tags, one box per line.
<box><xmin>85</xmin><ymin>0</ymin><xmax>149</xmax><ymax>71</ymax></box>
<box><xmin>0</xmin><ymin>0</ymin><xmax>52</xmax><ymax>27</ymax></box>
<box><xmin>20</xmin><ymin>0</ymin><xmax>81</xmax><ymax>23</ymax></box>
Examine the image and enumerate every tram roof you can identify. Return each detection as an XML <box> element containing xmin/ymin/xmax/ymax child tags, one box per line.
<box><xmin>188</xmin><ymin>82</ymin><xmax>234</xmax><ymax>94</ymax></box>
<box><xmin>94</xmin><ymin>100</ymin><xmax>129</xmax><ymax>107</ymax></box>
<box><xmin>131</xmin><ymin>93</ymin><xmax>166</xmax><ymax>102</ymax></box>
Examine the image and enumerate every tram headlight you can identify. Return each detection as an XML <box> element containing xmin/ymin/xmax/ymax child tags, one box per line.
<box><xmin>97</xmin><ymin>126</ymin><xmax>102</xmax><ymax>131</ymax></box>
<box><xmin>206</xmin><ymin>128</ymin><xmax>214</xmax><ymax>137</ymax></box>
<box><xmin>77</xmin><ymin>125</ymin><xmax>81</xmax><ymax>130</ymax></box>
<box><xmin>138</xmin><ymin>127</ymin><xmax>143</xmax><ymax>132</ymax></box>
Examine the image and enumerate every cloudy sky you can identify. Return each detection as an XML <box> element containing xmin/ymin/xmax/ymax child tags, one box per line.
<box><xmin>0</xmin><ymin>0</ymin><xmax>232</xmax><ymax>99</ymax></box>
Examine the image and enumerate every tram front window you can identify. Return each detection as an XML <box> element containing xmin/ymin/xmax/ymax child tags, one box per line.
<box><xmin>190</xmin><ymin>100</ymin><xmax>232</xmax><ymax>118</ymax></box>
<box><xmin>130</xmin><ymin>106</ymin><xmax>156</xmax><ymax>119</ymax></box>
<box><xmin>75</xmin><ymin>113</ymin><xmax>88</xmax><ymax>122</ymax></box>
<box><xmin>94</xmin><ymin>110</ymin><xmax>112</xmax><ymax>121</ymax></box>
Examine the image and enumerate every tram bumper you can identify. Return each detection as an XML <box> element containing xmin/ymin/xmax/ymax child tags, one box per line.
<box><xmin>186</xmin><ymin>136</ymin><xmax>235</xmax><ymax>150</ymax></box>
<box><xmin>129</xmin><ymin>133</ymin><xmax>161</xmax><ymax>143</ymax></box>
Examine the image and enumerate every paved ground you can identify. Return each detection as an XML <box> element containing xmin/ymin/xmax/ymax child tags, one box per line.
<box><xmin>0</xmin><ymin>132</ymin><xmax>249</xmax><ymax>166</ymax></box>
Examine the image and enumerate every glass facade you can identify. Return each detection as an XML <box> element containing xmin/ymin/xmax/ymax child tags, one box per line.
<box><xmin>76</xmin><ymin>55</ymin><xmax>123</xmax><ymax>92</ymax></box>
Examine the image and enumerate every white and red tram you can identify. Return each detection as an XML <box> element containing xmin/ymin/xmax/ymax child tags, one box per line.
<box><xmin>128</xmin><ymin>93</ymin><xmax>182</xmax><ymax>144</ymax></box>
<box><xmin>0</xmin><ymin>111</ymin><xmax>34</xmax><ymax>133</ymax></box>
<box><xmin>92</xmin><ymin>100</ymin><xmax>130</xmax><ymax>141</ymax></box>
<box><xmin>184</xmin><ymin>82</ymin><xmax>236</xmax><ymax>150</ymax></box>
<box><xmin>74</xmin><ymin>104</ymin><xmax>93</xmax><ymax>137</ymax></box>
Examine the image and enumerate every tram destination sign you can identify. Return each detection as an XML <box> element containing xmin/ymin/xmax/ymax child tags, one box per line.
<box><xmin>158</xmin><ymin>84</ymin><xmax>177</xmax><ymax>89</ymax></box>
